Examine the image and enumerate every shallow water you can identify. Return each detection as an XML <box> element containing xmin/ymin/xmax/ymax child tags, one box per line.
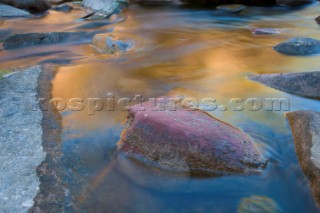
<box><xmin>1</xmin><ymin>2</ymin><xmax>320</xmax><ymax>212</ymax></box>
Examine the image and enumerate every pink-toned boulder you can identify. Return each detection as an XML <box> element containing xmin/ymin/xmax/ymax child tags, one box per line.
<box><xmin>117</xmin><ymin>98</ymin><xmax>267</xmax><ymax>175</ymax></box>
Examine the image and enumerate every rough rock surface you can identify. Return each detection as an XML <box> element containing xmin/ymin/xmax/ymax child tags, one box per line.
<box><xmin>0</xmin><ymin>4</ymin><xmax>32</xmax><ymax>17</ymax></box>
<box><xmin>287</xmin><ymin>111</ymin><xmax>320</xmax><ymax>206</ymax></box>
<box><xmin>274</xmin><ymin>38</ymin><xmax>320</xmax><ymax>56</ymax></box>
<box><xmin>237</xmin><ymin>196</ymin><xmax>281</xmax><ymax>213</ymax></box>
<box><xmin>0</xmin><ymin>29</ymin><xmax>11</xmax><ymax>42</ymax></box>
<box><xmin>3</xmin><ymin>32</ymin><xmax>91</xmax><ymax>49</ymax></box>
<box><xmin>82</xmin><ymin>0</ymin><xmax>125</xmax><ymax>16</ymax></box>
<box><xmin>249</xmin><ymin>71</ymin><xmax>320</xmax><ymax>99</ymax></box>
<box><xmin>0</xmin><ymin>65</ymin><xmax>49</xmax><ymax>212</ymax></box>
<box><xmin>0</xmin><ymin>0</ymin><xmax>51</xmax><ymax>13</ymax></box>
<box><xmin>92</xmin><ymin>34</ymin><xmax>131</xmax><ymax>54</ymax></box>
<box><xmin>117</xmin><ymin>98</ymin><xmax>267</xmax><ymax>175</ymax></box>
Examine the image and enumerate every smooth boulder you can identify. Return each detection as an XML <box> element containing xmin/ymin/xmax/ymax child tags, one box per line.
<box><xmin>0</xmin><ymin>0</ymin><xmax>51</xmax><ymax>13</ymax></box>
<box><xmin>249</xmin><ymin>71</ymin><xmax>320</xmax><ymax>99</ymax></box>
<box><xmin>92</xmin><ymin>34</ymin><xmax>131</xmax><ymax>54</ymax></box>
<box><xmin>287</xmin><ymin>111</ymin><xmax>320</xmax><ymax>206</ymax></box>
<box><xmin>274</xmin><ymin>38</ymin><xmax>320</xmax><ymax>56</ymax></box>
<box><xmin>82</xmin><ymin>0</ymin><xmax>126</xmax><ymax>16</ymax></box>
<box><xmin>117</xmin><ymin>98</ymin><xmax>267</xmax><ymax>175</ymax></box>
<box><xmin>0</xmin><ymin>4</ymin><xmax>31</xmax><ymax>17</ymax></box>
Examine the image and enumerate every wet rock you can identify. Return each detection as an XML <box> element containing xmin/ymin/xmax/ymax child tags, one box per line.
<box><xmin>249</xmin><ymin>71</ymin><xmax>320</xmax><ymax>99</ymax></box>
<box><xmin>130</xmin><ymin>0</ymin><xmax>172</xmax><ymax>5</ymax></box>
<box><xmin>51</xmin><ymin>3</ymin><xmax>72</xmax><ymax>12</ymax></box>
<box><xmin>0</xmin><ymin>4</ymin><xmax>32</xmax><ymax>17</ymax></box>
<box><xmin>3</xmin><ymin>32</ymin><xmax>85</xmax><ymax>49</ymax></box>
<box><xmin>48</xmin><ymin>0</ymin><xmax>69</xmax><ymax>4</ymax></box>
<box><xmin>286</xmin><ymin>111</ymin><xmax>320</xmax><ymax>206</ymax></box>
<box><xmin>82</xmin><ymin>0</ymin><xmax>127</xmax><ymax>17</ymax></box>
<box><xmin>315</xmin><ymin>16</ymin><xmax>320</xmax><ymax>24</ymax></box>
<box><xmin>251</xmin><ymin>28</ymin><xmax>281</xmax><ymax>35</ymax></box>
<box><xmin>0</xmin><ymin>29</ymin><xmax>11</xmax><ymax>42</ymax></box>
<box><xmin>0</xmin><ymin>0</ymin><xmax>51</xmax><ymax>13</ymax></box>
<box><xmin>180</xmin><ymin>0</ymin><xmax>314</xmax><ymax>6</ymax></box>
<box><xmin>216</xmin><ymin>4</ymin><xmax>247</xmax><ymax>13</ymax></box>
<box><xmin>276</xmin><ymin>0</ymin><xmax>316</xmax><ymax>6</ymax></box>
<box><xmin>274</xmin><ymin>38</ymin><xmax>320</xmax><ymax>56</ymax></box>
<box><xmin>117</xmin><ymin>98</ymin><xmax>267</xmax><ymax>175</ymax></box>
<box><xmin>238</xmin><ymin>196</ymin><xmax>281</xmax><ymax>213</ymax></box>
<box><xmin>92</xmin><ymin>34</ymin><xmax>131</xmax><ymax>54</ymax></box>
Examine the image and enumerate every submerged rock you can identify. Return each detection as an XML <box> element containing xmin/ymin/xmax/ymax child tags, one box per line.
<box><xmin>92</xmin><ymin>34</ymin><xmax>131</xmax><ymax>54</ymax></box>
<box><xmin>249</xmin><ymin>71</ymin><xmax>320</xmax><ymax>99</ymax></box>
<box><xmin>0</xmin><ymin>0</ymin><xmax>51</xmax><ymax>13</ymax></box>
<box><xmin>51</xmin><ymin>3</ymin><xmax>72</xmax><ymax>12</ymax></box>
<box><xmin>216</xmin><ymin>4</ymin><xmax>247</xmax><ymax>13</ymax></box>
<box><xmin>274</xmin><ymin>38</ymin><xmax>320</xmax><ymax>56</ymax></box>
<box><xmin>238</xmin><ymin>196</ymin><xmax>281</xmax><ymax>213</ymax></box>
<box><xmin>0</xmin><ymin>29</ymin><xmax>11</xmax><ymax>42</ymax></box>
<box><xmin>82</xmin><ymin>0</ymin><xmax>127</xmax><ymax>16</ymax></box>
<box><xmin>251</xmin><ymin>28</ymin><xmax>281</xmax><ymax>35</ymax></box>
<box><xmin>117</xmin><ymin>98</ymin><xmax>267</xmax><ymax>175</ymax></box>
<box><xmin>0</xmin><ymin>4</ymin><xmax>32</xmax><ymax>17</ymax></box>
<box><xmin>287</xmin><ymin>111</ymin><xmax>320</xmax><ymax>206</ymax></box>
<box><xmin>3</xmin><ymin>32</ymin><xmax>87</xmax><ymax>49</ymax></box>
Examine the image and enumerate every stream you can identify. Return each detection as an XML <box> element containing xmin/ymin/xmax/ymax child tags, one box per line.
<box><xmin>1</xmin><ymin>2</ymin><xmax>320</xmax><ymax>212</ymax></box>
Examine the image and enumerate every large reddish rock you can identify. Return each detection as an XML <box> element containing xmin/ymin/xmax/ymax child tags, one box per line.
<box><xmin>117</xmin><ymin>98</ymin><xmax>267</xmax><ymax>175</ymax></box>
<box><xmin>287</xmin><ymin>111</ymin><xmax>320</xmax><ymax>206</ymax></box>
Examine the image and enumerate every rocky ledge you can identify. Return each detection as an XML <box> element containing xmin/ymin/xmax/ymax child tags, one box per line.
<box><xmin>287</xmin><ymin>111</ymin><xmax>320</xmax><ymax>206</ymax></box>
<box><xmin>0</xmin><ymin>64</ymin><xmax>57</xmax><ymax>213</ymax></box>
<box><xmin>249</xmin><ymin>71</ymin><xmax>320</xmax><ymax>99</ymax></box>
<box><xmin>117</xmin><ymin>98</ymin><xmax>267</xmax><ymax>175</ymax></box>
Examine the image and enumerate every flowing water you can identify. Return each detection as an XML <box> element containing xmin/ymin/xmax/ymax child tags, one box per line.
<box><xmin>1</xmin><ymin>2</ymin><xmax>320</xmax><ymax>212</ymax></box>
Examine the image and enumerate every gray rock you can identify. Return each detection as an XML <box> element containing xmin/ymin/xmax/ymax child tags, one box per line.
<box><xmin>51</xmin><ymin>3</ymin><xmax>72</xmax><ymax>12</ymax></box>
<box><xmin>0</xmin><ymin>4</ymin><xmax>32</xmax><ymax>17</ymax></box>
<box><xmin>180</xmin><ymin>0</ymin><xmax>314</xmax><ymax>6</ymax></box>
<box><xmin>82</xmin><ymin>0</ymin><xmax>127</xmax><ymax>16</ymax></box>
<box><xmin>0</xmin><ymin>65</ymin><xmax>56</xmax><ymax>213</ymax></box>
<box><xmin>92</xmin><ymin>34</ymin><xmax>131</xmax><ymax>54</ymax></box>
<box><xmin>237</xmin><ymin>196</ymin><xmax>281</xmax><ymax>213</ymax></box>
<box><xmin>3</xmin><ymin>32</ymin><xmax>88</xmax><ymax>49</ymax></box>
<box><xmin>249</xmin><ymin>71</ymin><xmax>320</xmax><ymax>99</ymax></box>
<box><xmin>0</xmin><ymin>0</ymin><xmax>51</xmax><ymax>13</ymax></box>
<box><xmin>274</xmin><ymin>38</ymin><xmax>320</xmax><ymax>56</ymax></box>
<box><xmin>287</xmin><ymin>111</ymin><xmax>320</xmax><ymax>206</ymax></box>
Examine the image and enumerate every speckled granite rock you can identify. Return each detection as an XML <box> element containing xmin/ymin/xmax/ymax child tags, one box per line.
<box><xmin>249</xmin><ymin>71</ymin><xmax>320</xmax><ymax>99</ymax></box>
<box><xmin>274</xmin><ymin>38</ymin><xmax>320</xmax><ymax>56</ymax></box>
<box><xmin>287</xmin><ymin>111</ymin><xmax>320</xmax><ymax>206</ymax></box>
<box><xmin>117</xmin><ymin>98</ymin><xmax>267</xmax><ymax>175</ymax></box>
<box><xmin>0</xmin><ymin>65</ymin><xmax>55</xmax><ymax>212</ymax></box>
<box><xmin>82</xmin><ymin>0</ymin><xmax>127</xmax><ymax>16</ymax></box>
